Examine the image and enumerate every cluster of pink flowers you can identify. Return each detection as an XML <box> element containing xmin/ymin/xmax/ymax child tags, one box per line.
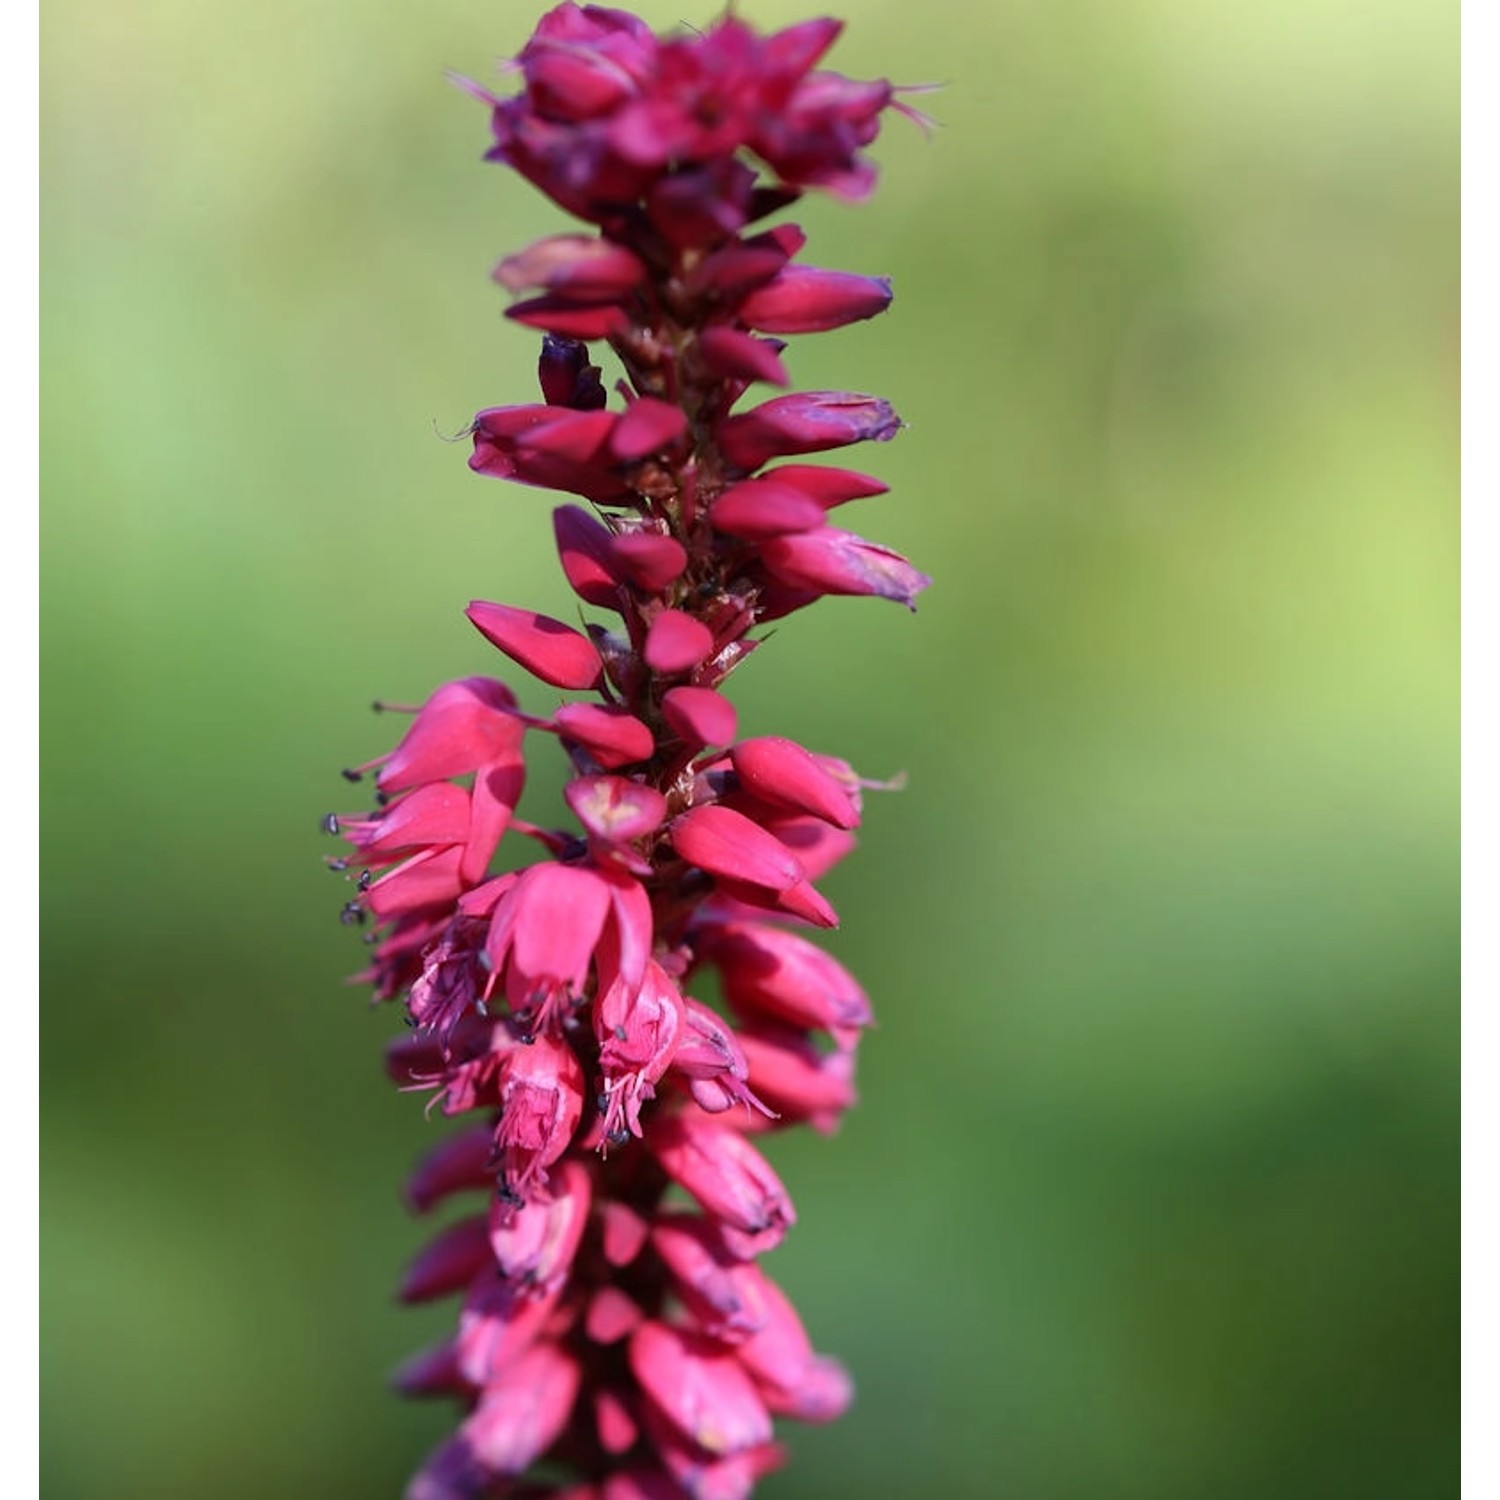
<box><xmin>328</xmin><ymin>7</ymin><xmax>929</xmax><ymax>1497</ymax></box>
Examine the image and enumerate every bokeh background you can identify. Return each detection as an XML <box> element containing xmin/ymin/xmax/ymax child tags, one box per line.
<box><xmin>41</xmin><ymin>0</ymin><xmax>1458</xmax><ymax>1496</ymax></box>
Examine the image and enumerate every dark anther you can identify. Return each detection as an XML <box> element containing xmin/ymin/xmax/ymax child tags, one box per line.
<box><xmin>321</xmin><ymin>813</ymin><xmax>341</xmax><ymax>836</ymax></box>
<box><xmin>519</xmin><ymin>1031</ymin><xmax>536</xmax><ymax>1046</ymax></box>
<box><xmin>371</xmin><ymin>700</ymin><xmax>385</xmax><ymax>713</ymax></box>
<box><xmin>496</xmin><ymin>1180</ymin><xmax>524</xmax><ymax>1210</ymax></box>
<box><xmin>340</xmin><ymin>768</ymin><xmax>363</xmax><ymax>783</ymax></box>
<box><xmin>402</xmin><ymin>1013</ymin><xmax>418</xmax><ymax>1029</ymax></box>
<box><xmin>327</xmin><ymin>859</ymin><xmax>350</xmax><ymax>872</ymax></box>
<box><xmin>607</xmin><ymin>1126</ymin><xmax>630</xmax><ymax>1147</ymax></box>
<box><xmin>340</xmin><ymin>900</ymin><xmax>367</xmax><ymax>927</ymax></box>
<box><xmin>614</xmin><ymin>1024</ymin><xmax>628</xmax><ymax>1042</ymax></box>
<box><xmin>596</xmin><ymin>1093</ymin><xmax>610</xmax><ymax>1114</ymax></box>
<box><xmin>357</xmin><ymin>870</ymin><xmax>373</xmax><ymax>892</ymax></box>
<box><xmin>362</xmin><ymin>932</ymin><xmax>378</xmax><ymax>945</ymax></box>
<box><xmin>374</xmin><ymin>791</ymin><xmax>390</xmax><ymax>807</ymax></box>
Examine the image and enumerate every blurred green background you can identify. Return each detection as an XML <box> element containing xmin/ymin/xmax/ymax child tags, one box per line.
<box><xmin>41</xmin><ymin>0</ymin><xmax>1457</xmax><ymax>1496</ymax></box>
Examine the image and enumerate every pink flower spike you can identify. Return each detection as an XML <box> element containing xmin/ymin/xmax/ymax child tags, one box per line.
<box><xmin>710</xmin><ymin>479</ymin><xmax>827</xmax><ymax>539</ymax></box>
<box><xmin>467</xmin><ymin>601</ymin><xmax>604</xmax><ymax>690</ymax></box>
<box><xmin>645</xmin><ymin>609</ymin><xmax>714</xmax><ymax>674</ymax></box>
<box><xmin>553</xmin><ymin>702</ymin><xmax>656</xmax><ymax>768</ymax></box>
<box><xmin>662</xmin><ymin>686</ymin><xmax>738</xmax><ymax>750</ymax></box>
<box><xmin>739</xmin><ymin>266</ymin><xmax>893</xmax><ymax>334</ymax></box>
<box><xmin>716</xmin><ymin>391</ymin><xmax>902</xmax><ymax>471</ymax></box>
<box><xmin>611</xmin><ymin>397</ymin><xmax>689</xmax><ymax>461</ymax></box>
<box><xmin>566</xmin><ymin>774</ymin><xmax>668</xmax><ymax>845</ymax></box>
<box><xmin>399</xmin><ymin>1216</ymin><xmax>493</xmax><ymax>1304</ymax></box>
<box><xmin>730</xmin><ymin>736</ymin><xmax>860</xmax><ymax>829</ymax></box>
<box><xmin>760</xmin><ymin>526</ymin><xmax>932</xmax><ymax>610</ymax></box>
<box><xmin>671</xmin><ymin>805</ymin><xmax>804</xmax><ymax>892</ymax></box>
<box><xmin>628</xmin><ymin>1322</ymin><xmax>774</xmax><ymax>1457</ymax></box>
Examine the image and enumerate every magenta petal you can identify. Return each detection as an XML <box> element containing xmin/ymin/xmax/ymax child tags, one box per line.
<box><xmin>739</xmin><ymin>266</ymin><xmax>892</xmax><ymax>334</ymax></box>
<box><xmin>729</xmin><ymin>737</ymin><xmax>859</xmax><ymax>829</ymax></box>
<box><xmin>628</xmin><ymin>1322</ymin><xmax>774</xmax><ymax>1456</ymax></box>
<box><xmin>507</xmin><ymin>296</ymin><xmax>629</xmax><ymax>340</ymax></box>
<box><xmin>611</xmin><ymin>397</ymin><xmax>689</xmax><ymax>460</ymax></box>
<box><xmin>645</xmin><ymin>609</ymin><xmax>715</xmax><ymax>674</ymax></box>
<box><xmin>762</xmin><ymin>463</ymin><xmax>889</xmax><ymax>506</ymax></box>
<box><xmin>460</xmin><ymin>1341</ymin><xmax>582</xmax><ymax>1475</ymax></box>
<box><xmin>378</xmin><ymin>677</ymin><xmax>521</xmax><ymax>792</ymax></box>
<box><xmin>716</xmin><ymin>392</ymin><xmax>901</xmax><ymax>470</ymax></box>
<box><xmin>399</xmin><ymin>1216</ymin><xmax>492</xmax><ymax>1303</ymax></box>
<box><xmin>609</xmin><ymin>531</ymin><xmax>688</xmax><ymax>591</ymax></box>
<box><xmin>662</xmin><ymin>687</ymin><xmax>738</xmax><ymax>750</ymax></box>
<box><xmin>467</xmin><ymin>601</ymin><xmax>604</xmax><ymax>690</ymax></box>
<box><xmin>494</xmin><ymin>234</ymin><xmax>646</xmax><ymax>298</ymax></box>
<box><xmin>759</xmin><ymin>527</ymin><xmax>932</xmax><ymax>610</ymax></box>
<box><xmin>697</xmin><ymin>327</ymin><xmax>790</xmax><ymax>388</ymax></box>
<box><xmin>670</xmin><ymin>806</ymin><xmax>804</xmax><ymax>891</ymax></box>
<box><xmin>554</xmin><ymin>504</ymin><xmax>624</xmax><ymax>607</ymax></box>
<box><xmin>553</xmin><ymin>702</ymin><xmax>656</xmax><ymax>768</ymax></box>
<box><xmin>711</xmin><ymin>479</ymin><xmax>826</xmax><ymax>538</ymax></box>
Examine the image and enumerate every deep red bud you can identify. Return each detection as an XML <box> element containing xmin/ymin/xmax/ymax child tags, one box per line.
<box><xmin>609</xmin><ymin>531</ymin><xmax>688</xmax><ymax>591</ymax></box>
<box><xmin>711</xmin><ymin>479</ymin><xmax>827</xmax><ymax>539</ymax></box>
<box><xmin>553</xmin><ymin>504</ymin><xmax>623</xmax><ymax>607</ymax></box>
<box><xmin>739</xmin><ymin>266</ymin><xmax>892</xmax><ymax>334</ymax></box>
<box><xmin>645</xmin><ymin>609</ymin><xmax>715</xmax><ymax>674</ymax></box>
<box><xmin>716</xmin><ymin>392</ymin><xmax>902</xmax><ymax>470</ymax></box>
<box><xmin>553</xmin><ymin>702</ymin><xmax>656</xmax><ymax>768</ymax></box>
<box><xmin>539</xmin><ymin>336</ymin><xmax>607</xmax><ymax>410</ymax></box>
<box><xmin>662</xmin><ymin>687</ymin><xmax>738</xmax><ymax>750</ymax></box>
<box><xmin>729</xmin><ymin>737</ymin><xmax>859</xmax><ymax>829</ymax></box>
<box><xmin>628</xmin><ymin>1323</ymin><xmax>774</xmax><ymax>1456</ymax></box>
<box><xmin>467</xmin><ymin>601</ymin><xmax>604</xmax><ymax>689</ymax></box>
<box><xmin>697</xmin><ymin>327</ymin><xmax>790</xmax><ymax>388</ymax></box>
<box><xmin>495</xmin><ymin>234</ymin><xmax>647</xmax><ymax>299</ymax></box>
<box><xmin>611</xmin><ymin>397</ymin><xmax>689</xmax><ymax>460</ymax></box>
<box><xmin>507</xmin><ymin>296</ymin><xmax>629</xmax><ymax>340</ymax></box>
<box><xmin>671</xmin><ymin>805</ymin><xmax>805</xmax><ymax>891</ymax></box>
<box><xmin>762</xmin><ymin>463</ymin><xmax>890</xmax><ymax>506</ymax></box>
<box><xmin>760</xmin><ymin>527</ymin><xmax>932</xmax><ymax>609</ymax></box>
<box><xmin>399</xmin><ymin>1216</ymin><xmax>492</xmax><ymax>1303</ymax></box>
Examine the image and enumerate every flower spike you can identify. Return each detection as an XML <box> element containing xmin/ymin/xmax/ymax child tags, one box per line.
<box><xmin>329</xmin><ymin>7</ymin><xmax>931</xmax><ymax>1495</ymax></box>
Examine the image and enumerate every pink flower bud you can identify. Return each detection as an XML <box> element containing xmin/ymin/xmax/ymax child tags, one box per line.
<box><xmin>507</xmin><ymin>295</ymin><xmax>629</xmax><ymax>340</ymax></box>
<box><xmin>739</xmin><ymin>265</ymin><xmax>892</xmax><ymax>334</ymax></box>
<box><xmin>737</xmin><ymin>1025</ymin><xmax>857</xmax><ymax>1129</ymax></box>
<box><xmin>608</xmin><ymin>529</ymin><xmax>688</xmax><ymax>591</ymax></box>
<box><xmin>628</xmin><ymin>1322</ymin><xmax>773</xmax><ymax>1456</ymax></box>
<box><xmin>600</xmin><ymin>1201</ymin><xmax>650</xmax><ymax>1268</ymax></box>
<box><xmin>651</xmin><ymin>1214</ymin><xmax>771</xmax><ymax>1343</ymax></box>
<box><xmin>649</xmin><ymin>1113</ymin><xmax>795</xmax><ymax>1255</ymax></box>
<box><xmin>554</xmin><ymin>504</ymin><xmax>624</xmax><ymax>606</ymax></box>
<box><xmin>710</xmin><ymin>479</ymin><xmax>826</xmax><ymax>538</ymax></box>
<box><xmin>760</xmin><ymin>526</ymin><xmax>932</xmax><ymax>609</ymax></box>
<box><xmin>399</xmin><ymin>1215</ymin><xmax>492</xmax><ymax>1303</ymax></box>
<box><xmin>762</xmin><ymin>462</ymin><xmax>889</xmax><ymax>506</ymax></box>
<box><xmin>586</xmin><ymin>1286</ymin><xmax>645</xmax><ymax>1344</ymax></box>
<box><xmin>566</xmin><ymin>774</ymin><xmax>668</xmax><ymax>845</ymax></box>
<box><xmin>488</xmin><ymin>1159</ymin><xmax>591</xmax><ymax>1292</ymax></box>
<box><xmin>645</xmin><ymin>609</ymin><xmax>714</xmax><ymax>674</ymax></box>
<box><xmin>460</xmin><ymin>1340</ymin><xmax>582</xmax><ymax>1475</ymax></box>
<box><xmin>538</xmin><ymin>336</ymin><xmax>607</xmax><ymax>410</ymax></box>
<box><xmin>716</xmin><ymin>392</ymin><xmax>901</xmax><ymax>471</ymax></box>
<box><xmin>391</xmin><ymin>1339</ymin><xmax>468</xmax><ymax>1399</ymax></box>
<box><xmin>553</xmin><ymin>702</ymin><xmax>656</xmax><ymax>768</ymax></box>
<box><xmin>696</xmin><ymin>921</ymin><xmax>872</xmax><ymax>1047</ymax></box>
<box><xmin>467</xmin><ymin>601</ymin><xmax>604</xmax><ymax>690</ymax></box>
<box><xmin>729</xmin><ymin>736</ymin><xmax>860</xmax><ymax>829</ymax></box>
<box><xmin>697</xmin><ymin>327</ymin><xmax>790</xmax><ymax>388</ymax></box>
<box><xmin>662</xmin><ymin>686</ymin><xmax>738</xmax><ymax>750</ymax></box>
<box><xmin>495</xmin><ymin>234</ymin><xmax>647</xmax><ymax>299</ymax></box>
<box><xmin>611</xmin><ymin>397</ymin><xmax>689</xmax><ymax>461</ymax></box>
<box><xmin>406</xmin><ymin>1124</ymin><xmax>495</xmax><ymax>1213</ymax></box>
<box><xmin>670</xmin><ymin>805</ymin><xmax>805</xmax><ymax>892</ymax></box>
<box><xmin>594</xmin><ymin>1388</ymin><xmax>640</xmax><ymax>1454</ymax></box>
